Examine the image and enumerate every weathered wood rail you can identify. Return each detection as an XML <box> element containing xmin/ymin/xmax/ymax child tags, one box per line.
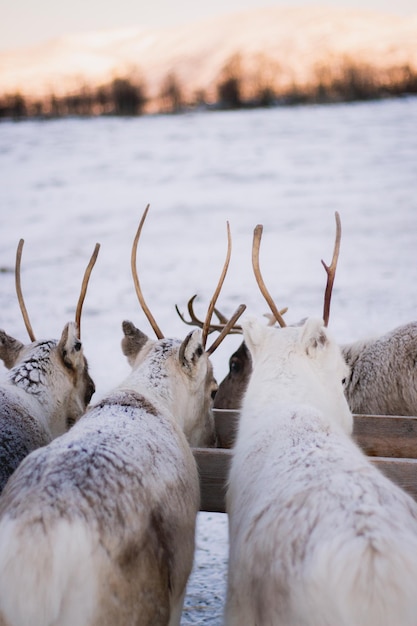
<box><xmin>193</xmin><ymin>409</ymin><xmax>417</xmax><ymax>512</ymax></box>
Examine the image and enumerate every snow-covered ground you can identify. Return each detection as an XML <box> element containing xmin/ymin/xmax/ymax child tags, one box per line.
<box><xmin>1</xmin><ymin>96</ymin><xmax>417</xmax><ymax>623</ymax></box>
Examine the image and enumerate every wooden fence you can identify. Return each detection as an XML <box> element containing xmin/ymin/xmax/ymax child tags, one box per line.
<box><xmin>193</xmin><ymin>409</ymin><xmax>417</xmax><ymax>512</ymax></box>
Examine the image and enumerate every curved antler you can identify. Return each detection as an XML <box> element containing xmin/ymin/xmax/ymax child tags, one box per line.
<box><xmin>15</xmin><ymin>239</ymin><xmax>36</xmax><ymax>342</ymax></box>
<box><xmin>263</xmin><ymin>309</ymin><xmax>288</xmax><ymax>326</ymax></box>
<box><xmin>75</xmin><ymin>243</ymin><xmax>101</xmax><ymax>339</ymax></box>
<box><xmin>321</xmin><ymin>211</ymin><xmax>341</xmax><ymax>327</ymax></box>
<box><xmin>175</xmin><ymin>222</ymin><xmax>245</xmax><ymax>352</ymax></box>
<box><xmin>252</xmin><ymin>225</ymin><xmax>287</xmax><ymax>328</ymax></box>
<box><xmin>201</xmin><ymin>222</ymin><xmax>232</xmax><ymax>348</ymax></box>
<box><xmin>175</xmin><ymin>295</ymin><xmax>205</xmax><ymax>329</ymax></box>
<box><xmin>206</xmin><ymin>304</ymin><xmax>246</xmax><ymax>355</ymax></box>
<box><xmin>175</xmin><ymin>295</ymin><xmax>243</xmax><ymax>335</ymax></box>
<box><xmin>131</xmin><ymin>205</ymin><xmax>164</xmax><ymax>340</ymax></box>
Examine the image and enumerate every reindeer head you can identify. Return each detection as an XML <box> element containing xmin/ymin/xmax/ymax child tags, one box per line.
<box><xmin>120</xmin><ymin>205</ymin><xmax>246</xmax><ymax>447</ymax></box>
<box><xmin>2</xmin><ymin>322</ymin><xmax>95</xmax><ymax>436</ymax></box>
<box><xmin>0</xmin><ymin>240</ymin><xmax>99</xmax><ymax>435</ymax></box>
<box><xmin>213</xmin><ymin>341</ymin><xmax>251</xmax><ymax>409</ymax></box>
<box><xmin>242</xmin><ymin>316</ymin><xmax>352</xmax><ymax>433</ymax></box>
<box><xmin>240</xmin><ymin>212</ymin><xmax>351</xmax><ymax>431</ymax></box>
<box><xmin>52</xmin><ymin>321</ymin><xmax>95</xmax><ymax>430</ymax></box>
<box><xmin>121</xmin><ymin>320</ymin><xmax>217</xmax><ymax>446</ymax></box>
<box><xmin>213</xmin><ymin>212</ymin><xmax>343</xmax><ymax>410</ymax></box>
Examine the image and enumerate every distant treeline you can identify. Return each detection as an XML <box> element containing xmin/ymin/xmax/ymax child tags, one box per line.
<box><xmin>1</xmin><ymin>55</ymin><xmax>417</xmax><ymax>120</ymax></box>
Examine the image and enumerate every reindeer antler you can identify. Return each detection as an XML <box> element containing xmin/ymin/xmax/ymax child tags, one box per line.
<box><xmin>175</xmin><ymin>295</ymin><xmax>243</xmax><ymax>335</ymax></box>
<box><xmin>133</xmin><ymin>211</ymin><xmax>244</xmax><ymax>350</ymax></box>
<box><xmin>75</xmin><ymin>243</ymin><xmax>100</xmax><ymax>339</ymax></box>
<box><xmin>201</xmin><ymin>222</ymin><xmax>232</xmax><ymax>347</ymax></box>
<box><xmin>263</xmin><ymin>309</ymin><xmax>288</xmax><ymax>326</ymax></box>
<box><xmin>15</xmin><ymin>239</ymin><xmax>36</xmax><ymax>342</ymax></box>
<box><xmin>206</xmin><ymin>304</ymin><xmax>246</xmax><ymax>355</ymax></box>
<box><xmin>321</xmin><ymin>211</ymin><xmax>341</xmax><ymax>327</ymax></box>
<box><xmin>252</xmin><ymin>225</ymin><xmax>287</xmax><ymax>328</ymax></box>
<box><xmin>176</xmin><ymin>221</ymin><xmax>245</xmax><ymax>352</ymax></box>
<box><xmin>201</xmin><ymin>222</ymin><xmax>233</xmax><ymax>348</ymax></box>
<box><xmin>175</xmin><ymin>295</ymin><xmax>206</xmax><ymax>329</ymax></box>
<box><xmin>201</xmin><ymin>222</ymin><xmax>246</xmax><ymax>353</ymax></box>
<box><xmin>131</xmin><ymin>205</ymin><xmax>164</xmax><ymax>340</ymax></box>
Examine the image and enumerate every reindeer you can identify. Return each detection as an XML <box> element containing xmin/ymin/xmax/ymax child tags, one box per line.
<box><xmin>341</xmin><ymin>323</ymin><xmax>417</xmax><ymax>415</ymax></box>
<box><xmin>212</xmin><ymin>218</ymin><xmax>417</xmax><ymax>416</ymax></box>
<box><xmin>180</xmin><ymin>216</ymin><xmax>338</xmax><ymax>412</ymax></box>
<box><xmin>214</xmin><ymin>323</ymin><xmax>417</xmax><ymax>415</ymax></box>
<box><xmin>225</xmin><ymin>222</ymin><xmax>417</xmax><ymax>626</ymax></box>
<box><xmin>0</xmin><ymin>206</ymin><xmax>245</xmax><ymax>626</ymax></box>
<box><xmin>0</xmin><ymin>240</ymin><xmax>97</xmax><ymax>492</ymax></box>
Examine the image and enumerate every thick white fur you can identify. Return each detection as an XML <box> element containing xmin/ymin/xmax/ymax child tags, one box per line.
<box><xmin>0</xmin><ymin>518</ymin><xmax>97</xmax><ymax>626</ymax></box>
<box><xmin>0</xmin><ymin>322</ymin><xmax>94</xmax><ymax>492</ymax></box>
<box><xmin>0</xmin><ymin>326</ymin><xmax>216</xmax><ymax>626</ymax></box>
<box><xmin>225</xmin><ymin>316</ymin><xmax>417</xmax><ymax>626</ymax></box>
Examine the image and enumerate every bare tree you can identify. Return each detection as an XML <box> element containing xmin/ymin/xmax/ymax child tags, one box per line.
<box><xmin>217</xmin><ymin>54</ymin><xmax>244</xmax><ymax>109</ymax></box>
<box><xmin>160</xmin><ymin>72</ymin><xmax>184</xmax><ymax>113</ymax></box>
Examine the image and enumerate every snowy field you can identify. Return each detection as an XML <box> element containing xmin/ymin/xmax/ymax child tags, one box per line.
<box><xmin>1</xmin><ymin>96</ymin><xmax>417</xmax><ymax>623</ymax></box>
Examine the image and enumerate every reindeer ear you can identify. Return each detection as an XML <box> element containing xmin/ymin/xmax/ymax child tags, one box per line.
<box><xmin>299</xmin><ymin>318</ymin><xmax>328</xmax><ymax>357</ymax></box>
<box><xmin>121</xmin><ymin>320</ymin><xmax>149</xmax><ymax>366</ymax></box>
<box><xmin>0</xmin><ymin>330</ymin><xmax>25</xmax><ymax>369</ymax></box>
<box><xmin>241</xmin><ymin>316</ymin><xmax>267</xmax><ymax>360</ymax></box>
<box><xmin>178</xmin><ymin>329</ymin><xmax>204</xmax><ymax>372</ymax></box>
<box><xmin>58</xmin><ymin>322</ymin><xmax>84</xmax><ymax>370</ymax></box>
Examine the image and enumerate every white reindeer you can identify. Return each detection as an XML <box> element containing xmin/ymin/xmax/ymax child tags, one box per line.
<box><xmin>213</xmin><ymin>320</ymin><xmax>417</xmax><ymax>416</ymax></box>
<box><xmin>225</xmin><ymin>224</ymin><xmax>417</xmax><ymax>626</ymax></box>
<box><xmin>0</xmin><ymin>240</ymin><xmax>97</xmax><ymax>492</ymax></box>
<box><xmin>0</xmin><ymin>207</ymin><xmax>245</xmax><ymax>626</ymax></box>
<box><xmin>212</xmin><ymin>213</ymin><xmax>417</xmax><ymax>417</ymax></box>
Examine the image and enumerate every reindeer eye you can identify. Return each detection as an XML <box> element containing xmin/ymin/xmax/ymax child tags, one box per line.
<box><xmin>342</xmin><ymin>378</ymin><xmax>346</xmax><ymax>385</ymax></box>
<box><xmin>196</xmin><ymin>345</ymin><xmax>203</xmax><ymax>357</ymax></box>
<box><xmin>230</xmin><ymin>359</ymin><xmax>241</xmax><ymax>374</ymax></box>
<box><xmin>74</xmin><ymin>341</ymin><xmax>82</xmax><ymax>352</ymax></box>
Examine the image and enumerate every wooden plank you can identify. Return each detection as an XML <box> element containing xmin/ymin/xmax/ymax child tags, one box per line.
<box><xmin>353</xmin><ymin>415</ymin><xmax>417</xmax><ymax>458</ymax></box>
<box><xmin>193</xmin><ymin>448</ymin><xmax>231</xmax><ymax>513</ymax></box>
<box><xmin>372</xmin><ymin>457</ymin><xmax>417</xmax><ymax>501</ymax></box>
<box><xmin>213</xmin><ymin>409</ymin><xmax>417</xmax><ymax>458</ymax></box>
<box><xmin>193</xmin><ymin>448</ymin><xmax>417</xmax><ymax>513</ymax></box>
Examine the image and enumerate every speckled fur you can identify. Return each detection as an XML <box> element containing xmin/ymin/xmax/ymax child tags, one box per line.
<box><xmin>0</xmin><ymin>324</ymin><xmax>94</xmax><ymax>492</ymax></box>
<box><xmin>0</xmin><ymin>388</ymin><xmax>50</xmax><ymax>491</ymax></box>
<box><xmin>0</xmin><ymin>326</ymin><xmax>216</xmax><ymax>626</ymax></box>
<box><xmin>225</xmin><ymin>317</ymin><xmax>417</xmax><ymax>626</ymax></box>
<box><xmin>342</xmin><ymin>321</ymin><xmax>417</xmax><ymax>415</ymax></box>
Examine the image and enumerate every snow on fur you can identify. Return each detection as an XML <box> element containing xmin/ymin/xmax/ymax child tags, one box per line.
<box><xmin>0</xmin><ymin>323</ymin><xmax>217</xmax><ymax>626</ymax></box>
<box><xmin>0</xmin><ymin>322</ymin><xmax>94</xmax><ymax>492</ymax></box>
<box><xmin>225</xmin><ymin>316</ymin><xmax>417</xmax><ymax>626</ymax></box>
